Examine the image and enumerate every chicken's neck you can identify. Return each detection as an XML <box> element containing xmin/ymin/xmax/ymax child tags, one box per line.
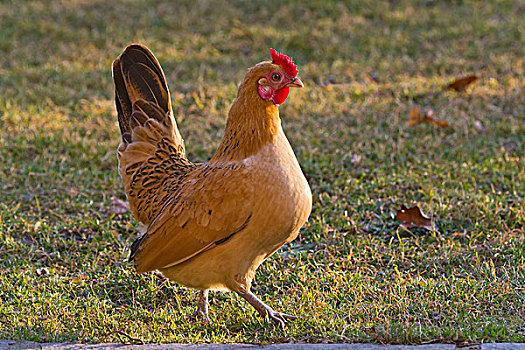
<box><xmin>211</xmin><ymin>90</ymin><xmax>280</xmax><ymax>163</ymax></box>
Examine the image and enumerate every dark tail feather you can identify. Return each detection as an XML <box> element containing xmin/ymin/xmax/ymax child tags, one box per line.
<box><xmin>129</xmin><ymin>233</ymin><xmax>147</xmax><ymax>262</ymax></box>
<box><xmin>113</xmin><ymin>57</ymin><xmax>132</xmax><ymax>137</ymax></box>
<box><xmin>113</xmin><ymin>44</ymin><xmax>172</xmax><ymax>142</ymax></box>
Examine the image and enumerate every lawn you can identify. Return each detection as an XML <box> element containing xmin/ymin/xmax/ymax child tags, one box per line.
<box><xmin>0</xmin><ymin>0</ymin><xmax>524</xmax><ymax>345</ymax></box>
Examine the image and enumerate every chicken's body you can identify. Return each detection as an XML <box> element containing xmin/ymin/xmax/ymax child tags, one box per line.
<box><xmin>161</xmin><ymin>131</ymin><xmax>311</xmax><ymax>292</ymax></box>
<box><xmin>113</xmin><ymin>44</ymin><xmax>311</xmax><ymax>326</ymax></box>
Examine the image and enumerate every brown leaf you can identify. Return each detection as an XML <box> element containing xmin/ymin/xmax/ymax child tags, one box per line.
<box><xmin>70</xmin><ymin>275</ymin><xmax>89</xmax><ymax>284</ymax></box>
<box><xmin>109</xmin><ymin>199</ymin><xmax>129</xmax><ymax>215</ymax></box>
<box><xmin>408</xmin><ymin>107</ymin><xmax>450</xmax><ymax>128</ymax></box>
<box><xmin>364</xmin><ymin>73</ymin><xmax>379</xmax><ymax>84</ymax></box>
<box><xmin>408</xmin><ymin>106</ymin><xmax>422</xmax><ymax>126</ymax></box>
<box><xmin>396</xmin><ymin>205</ymin><xmax>434</xmax><ymax>231</ymax></box>
<box><xmin>444</xmin><ymin>74</ymin><xmax>478</xmax><ymax>91</ymax></box>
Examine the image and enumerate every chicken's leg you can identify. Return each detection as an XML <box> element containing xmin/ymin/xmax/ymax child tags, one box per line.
<box><xmin>192</xmin><ymin>289</ymin><xmax>209</xmax><ymax>320</ymax></box>
<box><xmin>237</xmin><ymin>290</ymin><xmax>297</xmax><ymax>327</ymax></box>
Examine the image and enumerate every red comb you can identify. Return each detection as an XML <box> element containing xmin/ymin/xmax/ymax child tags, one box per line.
<box><xmin>270</xmin><ymin>48</ymin><xmax>298</xmax><ymax>77</ymax></box>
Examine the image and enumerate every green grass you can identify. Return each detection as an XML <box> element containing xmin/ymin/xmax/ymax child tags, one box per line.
<box><xmin>1</xmin><ymin>0</ymin><xmax>524</xmax><ymax>345</ymax></box>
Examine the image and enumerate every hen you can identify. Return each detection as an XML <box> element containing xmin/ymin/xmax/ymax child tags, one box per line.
<box><xmin>113</xmin><ymin>44</ymin><xmax>311</xmax><ymax>327</ymax></box>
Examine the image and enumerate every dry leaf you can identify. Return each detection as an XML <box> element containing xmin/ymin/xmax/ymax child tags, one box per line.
<box><xmin>396</xmin><ymin>205</ymin><xmax>434</xmax><ymax>231</ymax></box>
<box><xmin>36</xmin><ymin>267</ymin><xmax>49</xmax><ymax>276</ymax></box>
<box><xmin>71</xmin><ymin>275</ymin><xmax>89</xmax><ymax>284</ymax></box>
<box><xmin>408</xmin><ymin>106</ymin><xmax>450</xmax><ymax>128</ymax></box>
<box><xmin>444</xmin><ymin>74</ymin><xmax>478</xmax><ymax>91</ymax></box>
<box><xmin>408</xmin><ymin>106</ymin><xmax>421</xmax><ymax>126</ymax></box>
<box><xmin>365</xmin><ymin>73</ymin><xmax>379</xmax><ymax>84</ymax></box>
<box><xmin>109</xmin><ymin>199</ymin><xmax>129</xmax><ymax>215</ymax></box>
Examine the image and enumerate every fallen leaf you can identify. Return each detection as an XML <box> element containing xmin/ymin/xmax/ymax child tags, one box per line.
<box><xmin>408</xmin><ymin>106</ymin><xmax>450</xmax><ymax>128</ymax></box>
<box><xmin>36</xmin><ymin>267</ymin><xmax>49</xmax><ymax>276</ymax></box>
<box><xmin>71</xmin><ymin>275</ymin><xmax>89</xmax><ymax>284</ymax></box>
<box><xmin>407</xmin><ymin>107</ymin><xmax>421</xmax><ymax>126</ymax></box>
<box><xmin>396</xmin><ymin>205</ymin><xmax>434</xmax><ymax>231</ymax></box>
<box><xmin>109</xmin><ymin>199</ymin><xmax>129</xmax><ymax>215</ymax></box>
<box><xmin>444</xmin><ymin>74</ymin><xmax>478</xmax><ymax>91</ymax></box>
<box><xmin>365</xmin><ymin>73</ymin><xmax>379</xmax><ymax>84</ymax></box>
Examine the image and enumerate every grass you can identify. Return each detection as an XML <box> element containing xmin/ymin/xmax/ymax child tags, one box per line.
<box><xmin>0</xmin><ymin>0</ymin><xmax>524</xmax><ymax>345</ymax></box>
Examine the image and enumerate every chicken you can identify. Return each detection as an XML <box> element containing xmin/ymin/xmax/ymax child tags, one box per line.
<box><xmin>112</xmin><ymin>44</ymin><xmax>312</xmax><ymax>327</ymax></box>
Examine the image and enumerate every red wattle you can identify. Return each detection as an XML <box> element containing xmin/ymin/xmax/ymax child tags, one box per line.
<box><xmin>272</xmin><ymin>87</ymin><xmax>289</xmax><ymax>105</ymax></box>
<box><xmin>258</xmin><ymin>85</ymin><xmax>274</xmax><ymax>100</ymax></box>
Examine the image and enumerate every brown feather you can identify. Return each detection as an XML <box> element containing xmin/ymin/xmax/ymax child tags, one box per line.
<box><xmin>131</xmin><ymin>163</ymin><xmax>254</xmax><ymax>272</ymax></box>
<box><xmin>113</xmin><ymin>45</ymin><xmax>187</xmax><ymax>224</ymax></box>
<box><xmin>119</xmin><ymin>45</ymin><xmax>170</xmax><ymax>113</ymax></box>
<box><xmin>113</xmin><ymin>57</ymin><xmax>132</xmax><ymax>137</ymax></box>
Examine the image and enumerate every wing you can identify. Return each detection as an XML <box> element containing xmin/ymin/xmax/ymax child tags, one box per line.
<box><xmin>131</xmin><ymin>163</ymin><xmax>254</xmax><ymax>273</ymax></box>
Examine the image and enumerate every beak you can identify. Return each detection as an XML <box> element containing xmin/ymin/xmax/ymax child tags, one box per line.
<box><xmin>287</xmin><ymin>77</ymin><xmax>304</xmax><ymax>88</ymax></box>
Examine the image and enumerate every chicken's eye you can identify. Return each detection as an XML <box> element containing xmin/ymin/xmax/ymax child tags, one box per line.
<box><xmin>271</xmin><ymin>73</ymin><xmax>281</xmax><ymax>81</ymax></box>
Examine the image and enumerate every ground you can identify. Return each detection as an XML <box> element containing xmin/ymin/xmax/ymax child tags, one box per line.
<box><xmin>0</xmin><ymin>0</ymin><xmax>524</xmax><ymax>345</ymax></box>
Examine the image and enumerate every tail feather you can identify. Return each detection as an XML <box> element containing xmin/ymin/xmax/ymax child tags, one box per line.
<box><xmin>113</xmin><ymin>44</ymin><xmax>182</xmax><ymax>147</ymax></box>
<box><xmin>129</xmin><ymin>233</ymin><xmax>146</xmax><ymax>262</ymax></box>
<box><xmin>113</xmin><ymin>44</ymin><xmax>190</xmax><ymax>225</ymax></box>
<box><xmin>119</xmin><ymin>51</ymin><xmax>170</xmax><ymax>114</ymax></box>
<box><xmin>113</xmin><ymin>57</ymin><xmax>132</xmax><ymax>137</ymax></box>
<box><xmin>132</xmin><ymin>99</ymin><xmax>169</xmax><ymax>128</ymax></box>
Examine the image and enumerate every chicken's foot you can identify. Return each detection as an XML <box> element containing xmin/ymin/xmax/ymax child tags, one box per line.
<box><xmin>191</xmin><ymin>289</ymin><xmax>209</xmax><ymax>321</ymax></box>
<box><xmin>237</xmin><ymin>290</ymin><xmax>297</xmax><ymax>328</ymax></box>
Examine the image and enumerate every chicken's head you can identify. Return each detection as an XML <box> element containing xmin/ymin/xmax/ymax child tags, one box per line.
<box><xmin>255</xmin><ymin>49</ymin><xmax>303</xmax><ymax>106</ymax></box>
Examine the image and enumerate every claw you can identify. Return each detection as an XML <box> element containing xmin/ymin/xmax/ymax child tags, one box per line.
<box><xmin>268</xmin><ymin>313</ymin><xmax>285</xmax><ymax>328</ymax></box>
<box><xmin>276</xmin><ymin>312</ymin><xmax>297</xmax><ymax>321</ymax></box>
<box><xmin>266</xmin><ymin>311</ymin><xmax>297</xmax><ymax>327</ymax></box>
<box><xmin>237</xmin><ymin>290</ymin><xmax>297</xmax><ymax>327</ymax></box>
